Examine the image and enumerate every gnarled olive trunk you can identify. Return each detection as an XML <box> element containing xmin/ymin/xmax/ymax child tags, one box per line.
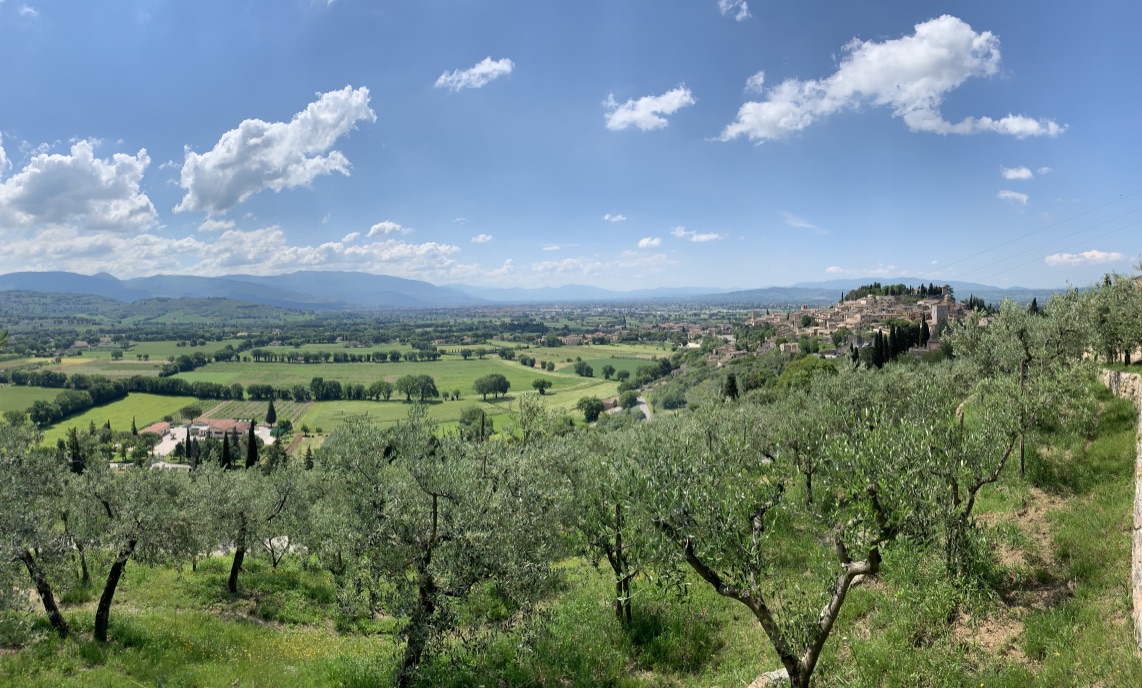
<box><xmin>21</xmin><ymin>550</ymin><xmax>69</xmax><ymax>639</ymax></box>
<box><xmin>228</xmin><ymin>517</ymin><xmax>247</xmax><ymax>594</ymax></box>
<box><xmin>94</xmin><ymin>538</ymin><xmax>137</xmax><ymax>643</ymax></box>
<box><xmin>397</xmin><ymin>559</ymin><xmax>437</xmax><ymax>688</ymax></box>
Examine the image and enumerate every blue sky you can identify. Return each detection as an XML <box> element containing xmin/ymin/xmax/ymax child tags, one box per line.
<box><xmin>0</xmin><ymin>0</ymin><xmax>1138</xmax><ymax>290</ymax></box>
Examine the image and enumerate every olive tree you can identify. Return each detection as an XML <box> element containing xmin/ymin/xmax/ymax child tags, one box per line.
<box><xmin>317</xmin><ymin>406</ymin><xmax>560</xmax><ymax>687</ymax></box>
<box><xmin>199</xmin><ymin>459</ymin><xmax>300</xmax><ymax>594</ymax></box>
<box><xmin>545</xmin><ymin>429</ymin><xmax>641</xmax><ymax>625</ymax></box>
<box><xmin>0</xmin><ymin>422</ymin><xmax>73</xmax><ymax>638</ymax></box>
<box><xmin>630</xmin><ymin>388</ymin><xmax>935</xmax><ymax>687</ymax></box>
<box><xmin>924</xmin><ymin>377</ymin><xmax>1020</xmax><ymax>577</ymax></box>
<box><xmin>949</xmin><ymin>296</ymin><xmax>1094</xmax><ymax>475</ymax></box>
<box><xmin>74</xmin><ymin>463</ymin><xmax>196</xmax><ymax>642</ymax></box>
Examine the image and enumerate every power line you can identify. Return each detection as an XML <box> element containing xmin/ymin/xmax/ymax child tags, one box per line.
<box><xmin>951</xmin><ymin>207</ymin><xmax>1142</xmax><ymax>281</ymax></box>
<box><xmin>911</xmin><ymin>190</ymin><xmax>1142</xmax><ymax>281</ymax></box>
<box><xmin>972</xmin><ymin>216</ymin><xmax>1142</xmax><ymax>282</ymax></box>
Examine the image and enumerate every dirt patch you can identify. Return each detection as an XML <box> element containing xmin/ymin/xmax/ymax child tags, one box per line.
<box><xmin>953</xmin><ymin>486</ymin><xmax>1075</xmax><ymax>662</ymax></box>
<box><xmin>952</xmin><ymin>610</ymin><xmax>1026</xmax><ymax>662</ymax></box>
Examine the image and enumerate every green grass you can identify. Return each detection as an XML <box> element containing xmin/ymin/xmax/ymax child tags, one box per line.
<box><xmin>41</xmin><ymin>357</ymin><xmax>165</xmax><ymax>379</ymax></box>
<box><xmin>296</xmin><ymin>373</ymin><xmax>618</xmax><ymax>432</ymax></box>
<box><xmin>126</xmin><ymin>339</ymin><xmax>246</xmax><ymax>359</ymax></box>
<box><xmin>176</xmin><ymin>358</ymin><xmax>602</xmax><ymax>399</ymax></box>
<box><xmin>40</xmin><ymin>394</ymin><xmax>201</xmax><ymax>444</ymax></box>
<box><xmin>0</xmin><ymin>556</ymin><xmax>384</xmax><ymax>688</ymax></box>
<box><xmin>0</xmin><ymin>385</ymin><xmax>60</xmax><ymax>413</ymax></box>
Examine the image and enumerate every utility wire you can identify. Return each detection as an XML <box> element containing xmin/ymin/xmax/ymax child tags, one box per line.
<box><xmin>950</xmin><ymin>207</ymin><xmax>1142</xmax><ymax>281</ymax></box>
<box><xmin>910</xmin><ymin>190</ymin><xmax>1142</xmax><ymax>281</ymax></box>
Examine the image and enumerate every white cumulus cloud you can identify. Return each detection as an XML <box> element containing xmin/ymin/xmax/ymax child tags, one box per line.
<box><xmin>637</xmin><ymin>236</ymin><xmax>662</xmax><ymax>248</ymax></box>
<box><xmin>671</xmin><ymin>226</ymin><xmax>721</xmax><ymax>243</ymax></box>
<box><xmin>0</xmin><ymin>139</ymin><xmax>157</xmax><ymax>232</ymax></box>
<box><xmin>1001</xmin><ymin>166</ymin><xmax>1033</xmax><ymax>180</ymax></box>
<box><xmin>604</xmin><ymin>86</ymin><xmax>696</xmax><ymax>132</ymax></box>
<box><xmin>175</xmin><ymin>86</ymin><xmax>376</xmax><ymax>215</ymax></box>
<box><xmin>0</xmin><ymin>134</ymin><xmax>7</xmax><ymax>179</ymax></box>
<box><xmin>367</xmin><ymin>220</ymin><xmax>413</xmax><ymax>236</ymax></box>
<box><xmin>470</xmin><ymin>233</ymin><xmax>493</xmax><ymax>243</ymax></box>
<box><xmin>435</xmin><ymin>57</ymin><xmax>514</xmax><ymax>92</ymax></box>
<box><xmin>603</xmin><ymin>213</ymin><xmax>627</xmax><ymax>222</ymax></box>
<box><xmin>341</xmin><ymin>231</ymin><xmax>359</xmax><ymax>243</ymax></box>
<box><xmin>1044</xmin><ymin>250</ymin><xmax>1126</xmax><ymax>266</ymax></box>
<box><xmin>997</xmin><ymin>189</ymin><xmax>1029</xmax><ymax>205</ymax></box>
<box><xmin>719</xmin><ymin>15</ymin><xmax>1065</xmax><ymax>143</ymax></box>
<box><xmin>718</xmin><ymin>0</ymin><xmax>751</xmax><ymax>21</ymax></box>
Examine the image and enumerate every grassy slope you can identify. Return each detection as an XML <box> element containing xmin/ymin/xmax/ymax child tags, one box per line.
<box><xmin>0</xmin><ymin>385</ymin><xmax>60</xmax><ymax>413</ymax></box>
<box><xmin>7</xmin><ymin>382</ymin><xmax>1136</xmax><ymax>687</ymax></box>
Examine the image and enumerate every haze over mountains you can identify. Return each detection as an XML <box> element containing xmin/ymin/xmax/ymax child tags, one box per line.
<box><xmin>0</xmin><ymin>271</ymin><xmax>1055</xmax><ymax>310</ymax></box>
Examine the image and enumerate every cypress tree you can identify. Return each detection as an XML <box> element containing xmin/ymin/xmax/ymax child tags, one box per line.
<box><xmin>304</xmin><ymin>445</ymin><xmax>314</xmax><ymax>471</ymax></box>
<box><xmin>722</xmin><ymin>373</ymin><xmax>739</xmax><ymax>401</ymax></box>
<box><xmin>246</xmin><ymin>420</ymin><xmax>258</xmax><ymax>469</ymax></box>
<box><xmin>1028</xmin><ymin>297</ymin><xmax>1040</xmax><ymax>315</ymax></box>
<box><xmin>131</xmin><ymin>416</ymin><xmax>137</xmax><ymax>436</ymax></box>
<box><xmin>920</xmin><ymin>319</ymin><xmax>931</xmax><ymax>347</ymax></box>
<box><xmin>266</xmin><ymin>399</ymin><xmax>277</xmax><ymax>425</ymax></box>
<box><xmin>221</xmin><ymin>432</ymin><xmax>232</xmax><ymax>469</ymax></box>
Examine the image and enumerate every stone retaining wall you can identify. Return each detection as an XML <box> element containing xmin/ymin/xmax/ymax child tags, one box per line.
<box><xmin>1099</xmin><ymin>369</ymin><xmax>1142</xmax><ymax>651</ymax></box>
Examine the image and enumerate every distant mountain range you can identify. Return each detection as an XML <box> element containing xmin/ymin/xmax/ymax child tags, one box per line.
<box><xmin>0</xmin><ymin>270</ymin><xmax>1061</xmax><ymax>310</ymax></box>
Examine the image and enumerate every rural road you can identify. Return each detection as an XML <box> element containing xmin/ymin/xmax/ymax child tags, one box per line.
<box><xmin>636</xmin><ymin>396</ymin><xmax>652</xmax><ymax>421</ymax></box>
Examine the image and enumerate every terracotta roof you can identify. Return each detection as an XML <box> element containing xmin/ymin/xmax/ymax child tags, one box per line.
<box><xmin>141</xmin><ymin>421</ymin><xmax>170</xmax><ymax>435</ymax></box>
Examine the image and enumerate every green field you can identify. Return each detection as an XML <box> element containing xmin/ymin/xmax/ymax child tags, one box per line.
<box><xmin>41</xmin><ymin>357</ymin><xmax>165</xmax><ymax>380</ymax></box>
<box><xmin>0</xmin><ymin>385</ymin><xmax>61</xmax><ymax>413</ymax></box>
<box><xmin>127</xmin><ymin>339</ymin><xmax>246</xmax><ymax>359</ymax></box>
<box><xmin>40</xmin><ymin>394</ymin><xmax>200</xmax><ymax>444</ymax></box>
<box><xmin>298</xmin><ymin>376</ymin><xmax>619</xmax><ymax>432</ymax></box>
<box><xmin>175</xmin><ymin>358</ymin><xmax>590</xmax><ymax>395</ymax></box>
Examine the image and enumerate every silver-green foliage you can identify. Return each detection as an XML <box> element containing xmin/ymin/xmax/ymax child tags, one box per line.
<box><xmin>626</xmin><ymin>367</ymin><xmax>966</xmax><ymax>687</ymax></box>
<box><xmin>317</xmin><ymin>405</ymin><xmax>559</xmax><ymax>686</ymax></box>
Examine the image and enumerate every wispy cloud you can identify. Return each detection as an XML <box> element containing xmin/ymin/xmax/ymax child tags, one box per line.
<box><xmin>783</xmin><ymin>211</ymin><xmax>826</xmax><ymax>234</ymax></box>
<box><xmin>470</xmin><ymin>233</ymin><xmax>493</xmax><ymax>243</ymax></box>
<box><xmin>1044</xmin><ymin>249</ymin><xmax>1126</xmax><ymax>266</ymax></box>
<box><xmin>637</xmin><ymin>236</ymin><xmax>661</xmax><ymax>248</ymax></box>
<box><xmin>717</xmin><ymin>0</ymin><xmax>750</xmax><ymax>21</ymax></box>
<box><xmin>671</xmin><ymin>226</ymin><xmax>721</xmax><ymax>243</ymax></box>
<box><xmin>744</xmin><ymin>71</ymin><xmax>766</xmax><ymax>94</ymax></box>
<box><xmin>435</xmin><ymin>57</ymin><xmax>514</xmax><ymax>92</ymax></box>
<box><xmin>603</xmin><ymin>213</ymin><xmax>627</xmax><ymax>223</ymax></box>
<box><xmin>604</xmin><ymin>86</ymin><xmax>696</xmax><ymax>132</ymax></box>
<box><xmin>198</xmin><ymin>219</ymin><xmax>235</xmax><ymax>232</ymax></box>
<box><xmin>997</xmin><ymin>189</ymin><xmax>1029</xmax><ymax>205</ymax></box>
